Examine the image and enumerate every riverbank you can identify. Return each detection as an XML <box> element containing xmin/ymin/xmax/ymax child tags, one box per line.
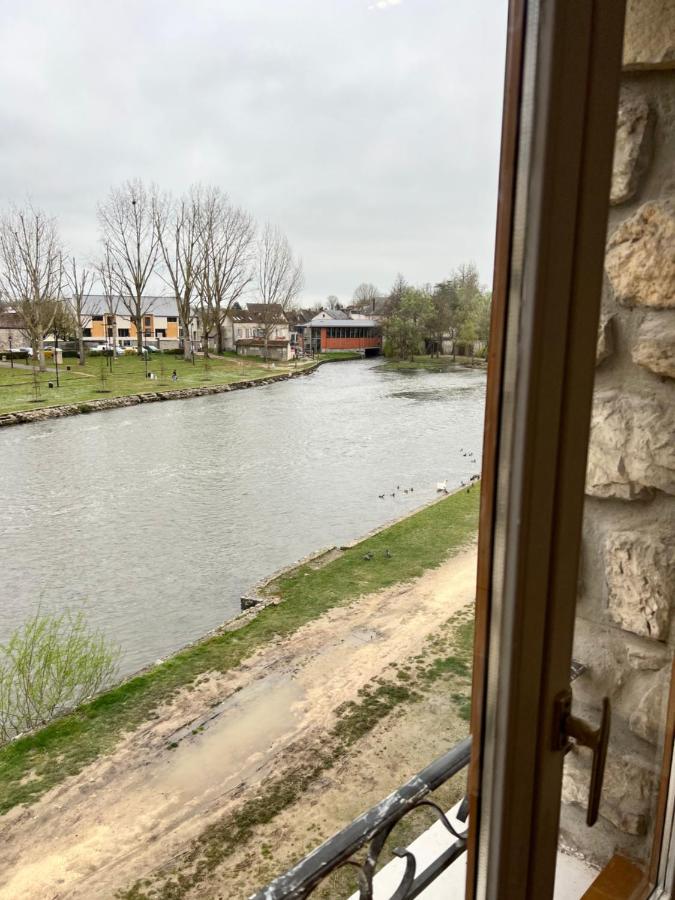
<box><xmin>0</xmin><ymin>484</ymin><xmax>479</xmax><ymax>816</ymax></box>
<box><xmin>0</xmin><ymin>354</ymin><xmax>320</xmax><ymax>426</ymax></box>
<box><xmin>379</xmin><ymin>354</ymin><xmax>487</xmax><ymax>372</ymax></box>
<box><xmin>0</xmin><ymin>485</ymin><xmax>479</xmax><ymax>899</ymax></box>
<box><xmin>0</xmin><ymin>351</ymin><xmax>370</xmax><ymax>427</ymax></box>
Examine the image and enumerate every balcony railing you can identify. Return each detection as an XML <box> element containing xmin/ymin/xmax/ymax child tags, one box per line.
<box><xmin>251</xmin><ymin>735</ymin><xmax>472</xmax><ymax>900</ymax></box>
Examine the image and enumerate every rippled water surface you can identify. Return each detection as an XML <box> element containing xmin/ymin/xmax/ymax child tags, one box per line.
<box><xmin>0</xmin><ymin>360</ymin><xmax>485</xmax><ymax>674</ymax></box>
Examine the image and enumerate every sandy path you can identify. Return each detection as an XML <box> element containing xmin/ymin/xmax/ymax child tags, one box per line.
<box><xmin>0</xmin><ymin>545</ymin><xmax>476</xmax><ymax>900</ymax></box>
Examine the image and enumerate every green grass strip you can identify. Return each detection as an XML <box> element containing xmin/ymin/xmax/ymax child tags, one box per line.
<box><xmin>378</xmin><ymin>355</ymin><xmax>486</xmax><ymax>372</ymax></box>
<box><xmin>0</xmin><ymin>486</ymin><xmax>479</xmax><ymax>815</ymax></box>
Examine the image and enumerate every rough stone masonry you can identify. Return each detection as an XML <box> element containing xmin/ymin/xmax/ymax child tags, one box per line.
<box><xmin>560</xmin><ymin>0</ymin><xmax>675</xmax><ymax>868</ymax></box>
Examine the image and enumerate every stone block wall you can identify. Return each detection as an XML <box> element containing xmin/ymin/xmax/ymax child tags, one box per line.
<box><xmin>560</xmin><ymin>2</ymin><xmax>675</xmax><ymax>868</ymax></box>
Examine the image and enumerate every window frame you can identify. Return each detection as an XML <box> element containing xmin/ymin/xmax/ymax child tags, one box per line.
<box><xmin>467</xmin><ymin>1</ymin><xmax>629</xmax><ymax>896</ymax></box>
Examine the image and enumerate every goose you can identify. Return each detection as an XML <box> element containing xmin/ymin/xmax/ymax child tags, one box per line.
<box><xmin>436</xmin><ymin>480</ymin><xmax>447</xmax><ymax>492</ymax></box>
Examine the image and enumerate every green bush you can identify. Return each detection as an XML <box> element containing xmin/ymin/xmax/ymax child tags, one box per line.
<box><xmin>0</xmin><ymin>609</ymin><xmax>120</xmax><ymax>744</ymax></box>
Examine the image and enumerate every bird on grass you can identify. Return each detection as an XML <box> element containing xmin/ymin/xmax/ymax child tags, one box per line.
<box><xmin>384</xmin><ymin>549</ymin><xmax>393</xmax><ymax>558</ymax></box>
<box><xmin>363</xmin><ymin>552</ymin><xmax>374</xmax><ymax>561</ymax></box>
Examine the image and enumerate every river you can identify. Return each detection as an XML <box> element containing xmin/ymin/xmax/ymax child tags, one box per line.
<box><xmin>0</xmin><ymin>359</ymin><xmax>485</xmax><ymax>675</ymax></box>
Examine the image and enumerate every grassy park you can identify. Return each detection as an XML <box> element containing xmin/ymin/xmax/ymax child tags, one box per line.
<box><xmin>0</xmin><ymin>352</ymin><xmax>314</xmax><ymax>416</ymax></box>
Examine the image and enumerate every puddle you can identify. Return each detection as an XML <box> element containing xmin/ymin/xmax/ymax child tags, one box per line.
<box><xmin>160</xmin><ymin>675</ymin><xmax>304</xmax><ymax>797</ymax></box>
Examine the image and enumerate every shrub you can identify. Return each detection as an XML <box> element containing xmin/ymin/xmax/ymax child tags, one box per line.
<box><xmin>0</xmin><ymin>609</ymin><xmax>120</xmax><ymax>744</ymax></box>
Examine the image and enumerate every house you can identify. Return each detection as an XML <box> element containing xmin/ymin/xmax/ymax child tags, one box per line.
<box><xmin>285</xmin><ymin>308</ymin><xmax>315</xmax><ymax>355</ymax></box>
<box><xmin>0</xmin><ymin>310</ymin><xmax>27</xmax><ymax>350</ymax></box>
<box><xmin>228</xmin><ymin>304</ymin><xmax>292</xmax><ymax>361</ymax></box>
<box><xmin>304</xmin><ymin>309</ymin><xmax>381</xmax><ymax>356</ymax></box>
<box><xmin>82</xmin><ymin>296</ymin><xmax>182</xmax><ymax>349</ymax></box>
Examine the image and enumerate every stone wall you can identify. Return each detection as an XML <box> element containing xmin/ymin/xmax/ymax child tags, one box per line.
<box><xmin>560</xmin><ymin>2</ymin><xmax>675</xmax><ymax>867</ymax></box>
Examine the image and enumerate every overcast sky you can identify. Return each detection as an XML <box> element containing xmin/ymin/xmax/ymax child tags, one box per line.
<box><xmin>1</xmin><ymin>0</ymin><xmax>507</xmax><ymax>305</ymax></box>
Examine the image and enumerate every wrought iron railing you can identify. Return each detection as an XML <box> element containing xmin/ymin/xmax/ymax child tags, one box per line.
<box><xmin>250</xmin><ymin>735</ymin><xmax>471</xmax><ymax>900</ymax></box>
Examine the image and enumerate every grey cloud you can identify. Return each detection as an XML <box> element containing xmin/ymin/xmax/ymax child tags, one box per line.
<box><xmin>0</xmin><ymin>0</ymin><xmax>507</xmax><ymax>301</ymax></box>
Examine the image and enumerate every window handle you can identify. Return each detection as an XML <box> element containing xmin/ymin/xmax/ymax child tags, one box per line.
<box><xmin>552</xmin><ymin>689</ymin><xmax>611</xmax><ymax>826</ymax></box>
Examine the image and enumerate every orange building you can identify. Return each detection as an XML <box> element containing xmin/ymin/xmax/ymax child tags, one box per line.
<box><xmin>305</xmin><ymin>313</ymin><xmax>381</xmax><ymax>356</ymax></box>
<box><xmin>82</xmin><ymin>297</ymin><xmax>182</xmax><ymax>349</ymax></box>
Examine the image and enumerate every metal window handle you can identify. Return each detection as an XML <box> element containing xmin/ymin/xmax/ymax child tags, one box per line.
<box><xmin>553</xmin><ymin>690</ymin><xmax>611</xmax><ymax>826</ymax></box>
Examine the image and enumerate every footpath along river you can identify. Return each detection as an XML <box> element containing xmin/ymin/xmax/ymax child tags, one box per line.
<box><xmin>0</xmin><ymin>358</ymin><xmax>485</xmax><ymax>675</ymax></box>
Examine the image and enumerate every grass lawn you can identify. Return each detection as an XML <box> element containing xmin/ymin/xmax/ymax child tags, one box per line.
<box><xmin>378</xmin><ymin>354</ymin><xmax>487</xmax><ymax>372</ymax></box>
<box><xmin>0</xmin><ymin>485</ymin><xmax>479</xmax><ymax>816</ymax></box>
<box><xmin>0</xmin><ymin>353</ymin><xmax>314</xmax><ymax>416</ymax></box>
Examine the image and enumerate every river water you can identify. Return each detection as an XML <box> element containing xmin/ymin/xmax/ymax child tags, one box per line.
<box><xmin>0</xmin><ymin>359</ymin><xmax>485</xmax><ymax>675</ymax></box>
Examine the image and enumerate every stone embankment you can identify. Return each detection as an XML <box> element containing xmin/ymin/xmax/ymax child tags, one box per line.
<box><xmin>0</xmin><ymin>365</ymin><xmax>317</xmax><ymax>429</ymax></box>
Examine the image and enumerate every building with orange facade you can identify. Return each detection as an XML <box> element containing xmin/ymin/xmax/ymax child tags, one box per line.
<box><xmin>82</xmin><ymin>297</ymin><xmax>182</xmax><ymax>349</ymax></box>
<box><xmin>304</xmin><ymin>310</ymin><xmax>381</xmax><ymax>356</ymax></box>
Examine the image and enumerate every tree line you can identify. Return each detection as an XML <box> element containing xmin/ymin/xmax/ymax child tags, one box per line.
<box><xmin>0</xmin><ymin>180</ymin><xmax>304</xmax><ymax>371</ymax></box>
<box><xmin>351</xmin><ymin>264</ymin><xmax>491</xmax><ymax>360</ymax></box>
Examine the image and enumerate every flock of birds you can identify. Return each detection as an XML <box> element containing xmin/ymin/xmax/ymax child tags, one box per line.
<box><xmin>376</xmin><ymin>448</ymin><xmax>480</xmax><ymax>501</ymax></box>
<box><xmin>377</xmin><ymin>485</ymin><xmax>414</xmax><ymax>499</ymax></box>
<box><xmin>365</xmin><ymin>450</ymin><xmax>481</xmax><ymax>562</ymax></box>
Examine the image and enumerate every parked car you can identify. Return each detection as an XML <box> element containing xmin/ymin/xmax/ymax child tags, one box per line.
<box><xmin>140</xmin><ymin>345</ymin><xmax>160</xmax><ymax>354</ymax></box>
<box><xmin>88</xmin><ymin>344</ymin><xmax>110</xmax><ymax>353</ymax></box>
<box><xmin>17</xmin><ymin>347</ymin><xmax>34</xmax><ymax>357</ymax></box>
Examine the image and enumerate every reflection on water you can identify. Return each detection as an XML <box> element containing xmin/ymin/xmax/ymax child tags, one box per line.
<box><xmin>0</xmin><ymin>359</ymin><xmax>485</xmax><ymax>675</ymax></box>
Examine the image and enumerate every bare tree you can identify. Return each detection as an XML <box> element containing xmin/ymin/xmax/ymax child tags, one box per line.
<box><xmin>0</xmin><ymin>205</ymin><xmax>63</xmax><ymax>371</ymax></box>
<box><xmin>256</xmin><ymin>223</ymin><xmax>304</xmax><ymax>360</ymax></box>
<box><xmin>154</xmin><ymin>187</ymin><xmax>202</xmax><ymax>361</ymax></box>
<box><xmin>197</xmin><ymin>188</ymin><xmax>256</xmax><ymax>355</ymax></box>
<box><xmin>97</xmin><ymin>242</ymin><xmax>125</xmax><ymax>366</ymax></box>
<box><xmin>64</xmin><ymin>258</ymin><xmax>94</xmax><ymax>365</ymax></box>
<box><xmin>326</xmin><ymin>294</ymin><xmax>339</xmax><ymax>310</ymax></box>
<box><xmin>98</xmin><ymin>179</ymin><xmax>161</xmax><ymax>353</ymax></box>
<box><xmin>352</xmin><ymin>282</ymin><xmax>380</xmax><ymax>313</ymax></box>
<box><xmin>194</xmin><ymin>245</ymin><xmax>216</xmax><ymax>358</ymax></box>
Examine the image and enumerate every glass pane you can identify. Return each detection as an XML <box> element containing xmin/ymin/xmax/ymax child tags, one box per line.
<box><xmin>0</xmin><ymin>3</ymin><xmax>506</xmax><ymax>900</ymax></box>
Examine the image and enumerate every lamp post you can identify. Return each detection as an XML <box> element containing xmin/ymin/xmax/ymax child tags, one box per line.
<box><xmin>54</xmin><ymin>329</ymin><xmax>60</xmax><ymax>388</ymax></box>
<box><xmin>8</xmin><ymin>334</ymin><xmax>13</xmax><ymax>369</ymax></box>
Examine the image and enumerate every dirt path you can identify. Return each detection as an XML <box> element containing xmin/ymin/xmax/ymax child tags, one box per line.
<box><xmin>0</xmin><ymin>546</ymin><xmax>477</xmax><ymax>900</ymax></box>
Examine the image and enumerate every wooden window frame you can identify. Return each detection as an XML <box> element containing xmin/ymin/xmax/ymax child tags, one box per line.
<box><xmin>466</xmin><ymin>1</ymin><xmax>629</xmax><ymax>897</ymax></box>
